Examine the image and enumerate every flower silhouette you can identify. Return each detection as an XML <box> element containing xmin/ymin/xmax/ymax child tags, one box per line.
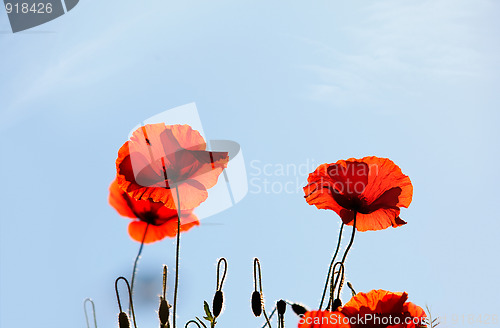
<box><xmin>341</xmin><ymin>289</ymin><xmax>426</xmax><ymax>328</ymax></box>
<box><xmin>304</xmin><ymin>156</ymin><xmax>412</xmax><ymax>231</ymax></box>
<box><xmin>116</xmin><ymin>124</ymin><xmax>229</xmax><ymax>210</ymax></box>
<box><xmin>109</xmin><ymin>179</ymin><xmax>199</xmax><ymax>243</ymax></box>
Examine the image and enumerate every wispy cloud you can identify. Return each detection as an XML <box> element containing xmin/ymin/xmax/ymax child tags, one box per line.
<box><xmin>0</xmin><ymin>4</ymin><xmax>159</xmax><ymax>131</ymax></box>
<box><xmin>302</xmin><ymin>0</ymin><xmax>498</xmax><ymax>105</ymax></box>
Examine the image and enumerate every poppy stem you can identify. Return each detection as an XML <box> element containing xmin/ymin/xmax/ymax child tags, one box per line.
<box><xmin>261</xmin><ymin>307</ymin><xmax>277</xmax><ymax>328</ymax></box>
<box><xmin>328</xmin><ymin>212</ymin><xmax>357</xmax><ymax>304</ymax></box>
<box><xmin>340</xmin><ymin>212</ymin><xmax>357</xmax><ymax>265</ymax></box>
<box><xmin>263</xmin><ymin>309</ymin><xmax>272</xmax><ymax>328</ymax></box>
<box><xmin>173</xmin><ymin>186</ymin><xmax>182</xmax><ymax>328</ymax></box>
<box><xmin>83</xmin><ymin>298</ymin><xmax>97</xmax><ymax>328</ymax></box>
<box><xmin>327</xmin><ymin>262</ymin><xmax>345</xmax><ymax>310</ymax></box>
<box><xmin>254</xmin><ymin>258</ymin><xmax>272</xmax><ymax>328</ymax></box>
<box><xmin>115</xmin><ymin>277</ymin><xmax>138</xmax><ymax>328</ymax></box>
<box><xmin>129</xmin><ymin>222</ymin><xmax>150</xmax><ymax>315</ymax></box>
<box><xmin>319</xmin><ymin>223</ymin><xmax>344</xmax><ymax>310</ymax></box>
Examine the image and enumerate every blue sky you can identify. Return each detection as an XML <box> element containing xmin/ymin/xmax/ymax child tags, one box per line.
<box><xmin>1</xmin><ymin>1</ymin><xmax>499</xmax><ymax>327</ymax></box>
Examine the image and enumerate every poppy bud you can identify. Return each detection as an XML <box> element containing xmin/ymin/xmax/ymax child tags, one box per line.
<box><xmin>212</xmin><ymin>290</ymin><xmax>224</xmax><ymax>318</ymax></box>
<box><xmin>291</xmin><ymin>303</ymin><xmax>308</xmax><ymax>317</ymax></box>
<box><xmin>332</xmin><ymin>298</ymin><xmax>342</xmax><ymax>310</ymax></box>
<box><xmin>159</xmin><ymin>297</ymin><xmax>170</xmax><ymax>326</ymax></box>
<box><xmin>277</xmin><ymin>299</ymin><xmax>286</xmax><ymax>316</ymax></box>
<box><xmin>118</xmin><ymin>312</ymin><xmax>130</xmax><ymax>328</ymax></box>
<box><xmin>251</xmin><ymin>291</ymin><xmax>262</xmax><ymax>317</ymax></box>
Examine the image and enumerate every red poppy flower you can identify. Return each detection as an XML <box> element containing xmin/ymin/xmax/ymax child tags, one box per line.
<box><xmin>109</xmin><ymin>179</ymin><xmax>199</xmax><ymax>243</ymax></box>
<box><xmin>341</xmin><ymin>290</ymin><xmax>426</xmax><ymax>328</ymax></box>
<box><xmin>116</xmin><ymin>124</ymin><xmax>229</xmax><ymax>210</ymax></box>
<box><xmin>303</xmin><ymin>156</ymin><xmax>412</xmax><ymax>231</ymax></box>
<box><xmin>298</xmin><ymin>310</ymin><xmax>351</xmax><ymax>328</ymax></box>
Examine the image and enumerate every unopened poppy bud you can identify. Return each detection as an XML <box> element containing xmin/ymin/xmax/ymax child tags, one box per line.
<box><xmin>251</xmin><ymin>291</ymin><xmax>262</xmax><ymax>317</ymax></box>
<box><xmin>291</xmin><ymin>303</ymin><xmax>308</xmax><ymax>317</ymax></box>
<box><xmin>159</xmin><ymin>297</ymin><xmax>170</xmax><ymax>326</ymax></box>
<box><xmin>277</xmin><ymin>299</ymin><xmax>286</xmax><ymax>316</ymax></box>
<box><xmin>118</xmin><ymin>312</ymin><xmax>130</xmax><ymax>328</ymax></box>
<box><xmin>212</xmin><ymin>290</ymin><xmax>224</xmax><ymax>318</ymax></box>
<box><xmin>332</xmin><ymin>298</ymin><xmax>342</xmax><ymax>310</ymax></box>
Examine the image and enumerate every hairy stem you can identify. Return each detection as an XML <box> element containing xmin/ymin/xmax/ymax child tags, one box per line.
<box><xmin>319</xmin><ymin>223</ymin><xmax>344</xmax><ymax>309</ymax></box>
<box><xmin>341</xmin><ymin>212</ymin><xmax>357</xmax><ymax>265</ymax></box>
<box><xmin>173</xmin><ymin>186</ymin><xmax>182</xmax><ymax>328</ymax></box>
<box><xmin>130</xmin><ymin>223</ymin><xmax>150</xmax><ymax>315</ymax></box>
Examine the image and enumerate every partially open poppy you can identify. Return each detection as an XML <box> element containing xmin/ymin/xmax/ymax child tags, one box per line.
<box><xmin>298</xmin><ymin>310</ymin><xmax>351</xmax><ymax>328</ymax></box>
<box><xmin>109</xmin><ymin>179</ymin><xmax>199</xmax><ymax>243</ymax></box>
<box><xmin>116</xmin><ymin>124</ymin><xmax>229</xmax><ymax>210</ymax></box>
<box><xmin>304</xmin><ymin>156</ymin><xmax>412</xmax><ymax>231</ymax></box>
<box><xmin>341</xmin><ymin>290</ymin><xmax>426</xmax><ymax>328</ymax></box>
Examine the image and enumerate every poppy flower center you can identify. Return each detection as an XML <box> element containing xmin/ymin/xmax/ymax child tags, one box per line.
<box><xmin>140</xmin><ymin>212</ymin><xmax>160</xmax><ymax>225</ymax></box>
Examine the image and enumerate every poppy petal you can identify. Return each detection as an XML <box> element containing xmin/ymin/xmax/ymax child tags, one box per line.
<box><xmin>109</xmin><ymin>179</ymin><xmax>137</xmax><ymax>218</ymax></box>
<box><xmin>116</xmin><ymin>124</ymin><xmax>227</xmax><ymax>210</ymax></box>
<box><xmin>131</xmin><ymin>124</ymin><xmax>174</xmax><ymax>164</ymax></box>
<box><xmin>128</xmin><ymin>213</ymin><xmax>199</xmax><ymax>243</ymax></box>
<box><xmin>403</xmin><ymin>302</ymin><xmax>427</xmax><ymax>327</ymax></box>
<box><xmin>342</xmin><ymin>290</ymin><xmax>407</xmax><ymax>316</ymax></box>
<box><xmin>341</xmin><ymin>290</ymin><xmax>426</xmax><ymax>328</ymax></box>
<box><xmin>327</xmin><ymin>161</ymin><xmax>369</xmax><ymax>197</ymax></box>
<box><xmin>173</xmin><ymin>179</ymin><xmax>209</xmax><ymax>210</ymax></box>
<box><xmin>360</xmin><ymin>156</ymin><xmax>413</xmax><ymax>208</ymax></box>
<box><xmin>304</xmin><ymin>163</ymin><xmax>344</xmax><ymax>213</ymax></box>
<box><xmin>305</xmin><ymin>182</ymin><xmax>345</xmax><ymax>214</ymax></box>
<box><xmin>340</xmin><ymin>208</ymin><xmax>405</xmax><ymax>232</ymax></box>
<box><xmin>188</xmin><ymin>151</ymin><xmax>229</xmax><ymax>189</ymax></box>
<box><xmin>170</xmin><ymin>124</ymin><xmax>206</xmax><ymax>151</ymax></box>
<box><xmin>117</xmin><ymin>152</ymin><xmax>167</xmax><ymax>197</ymax></box>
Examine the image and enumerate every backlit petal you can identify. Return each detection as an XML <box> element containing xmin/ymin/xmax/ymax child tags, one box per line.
<box><xmin>128</xmin><ymin>214</ymin><xmax>199</xmax><ymax>243</ymax></box>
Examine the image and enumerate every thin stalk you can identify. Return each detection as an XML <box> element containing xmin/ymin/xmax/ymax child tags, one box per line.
<box><xmin>262</xmin><ymin>309</ymin><xmax>272</xmax><ymax>328</ymax></box>
<box><xmin>130</xmin><ymin>223</ymin><xmax>150</xmax><ymax>315</ymax></box>
<box><xmin>340</xmin><ymin>212</ymin><xmax>357</xmax><ymax>264</ymax></box>
<box><xmin>173</xmin><ymin>186</ymin><xmax>182</xmax><ymax>328</ymax></box>
<box><xmin>261</xmin><ymin>307</ymin><xmax>277</xmax><ymax>328</ymax></box>
<box><xmin>326</xmin><ymin>212</ymin><xmax>356</xmax><ymax>305</ymax></box>
<box><xmin>319</xmin><ymin>223</ymin><xmax>344</xmax><ymax>309</ymax></box>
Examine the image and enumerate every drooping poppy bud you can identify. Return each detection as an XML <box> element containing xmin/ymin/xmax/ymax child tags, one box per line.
<box><xmin>277</xmin><ymin>299</ymin><xmax>286</xmax><ymax>316</ymax></box>
<box><xmin>332</xmin><ymin>298</ymin><xmax>342</xmax><ymax>310</ymax></box>
<box><xmin>213</xmin><ymin>290</ymin><xmax>224</xmax><ymax>318</ymax></box>
<box><xmin>118</xmin><ymin>312</ymin><xmax>130</xmax><ymax>328</ymax></box>
<box><xmin>291</xmin><ymin>303</ymin><xmax>308</xmax><ymax>317</ymax></box>
<box><xmin>251</xmin><ymin>291</ymin><xmax>262</xmax><ymax>317</ymax></box>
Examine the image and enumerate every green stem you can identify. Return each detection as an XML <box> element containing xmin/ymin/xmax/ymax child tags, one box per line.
<box><xmin>130</xmin><ymin>223</ymin><xmax>150</xmax><ymax>315</ymax></box>
<box><xmin>173</xmin><ymin>186</ymin><xmax>182</xmax><ymax>328</ymax></box>
<box><xmin>341</xmin><ymin>212</ymin><xmax>357</xmax><ymax>265</ymax></box>
<box><xmin>319</xmin><ymin>223</ymin><xmax>344</xmax><ymax>309</ymax></box>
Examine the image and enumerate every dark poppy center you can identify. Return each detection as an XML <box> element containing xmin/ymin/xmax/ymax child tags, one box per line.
<box><xmin>141</xmin><ymin>212</ymin><xmax>160</xmax><ymax>225</ymax></box>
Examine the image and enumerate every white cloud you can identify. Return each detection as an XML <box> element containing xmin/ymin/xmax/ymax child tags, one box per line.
<box><xmin>303</xmin><ymin>0</ymin><xmax>498</xmax><ymax>105</ymax></box>
<box><xmin>0</xmin><ymin>3</ymin><xmax>159</xmax><ymax>130</ymax></box>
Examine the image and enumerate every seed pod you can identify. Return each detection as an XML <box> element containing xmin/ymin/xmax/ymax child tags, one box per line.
<box><xmin>118</xmin><ymin>312</ymin><xmax>130</xmax><ymax>328</ymax></box>
<box><xmin>159</xmin><ymin>297</ymin><xmax>170</xmax><ymax>326</ymax></box>
<box><xmin>212</xmin><ymin>290</ymin><xmax>224</xmax><ymax>318</ymax></box>
<box><xmin>332</xmin><ymin>298</ymin><xmax>342</xmax><ymax>310</ymax></box>
<box><xmin>251</xmin><ymin>291</ymin><xmax>262</xmax><ymax>317</ymax></box>
<box><xmin>291</xmin><ymin>303</ymin><xmax>308</xmax><ymax>317</ymax></box>
<box><xmin>277</xmin><ymin>299</ymin><xmax>286</xmax><ymax>316</ymax></box>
